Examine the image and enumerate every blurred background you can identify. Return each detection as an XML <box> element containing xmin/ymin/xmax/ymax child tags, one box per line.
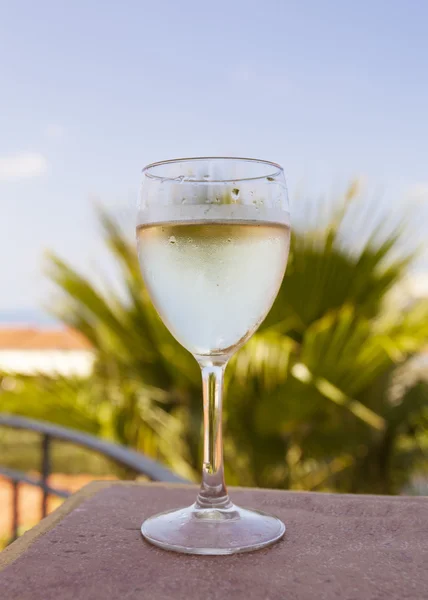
<box><xmin>1</xmin><ymin>0</ymin><xmax>428</xmax><ymax>547</ymax></box>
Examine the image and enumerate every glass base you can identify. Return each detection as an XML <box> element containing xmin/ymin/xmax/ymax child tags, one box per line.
<box><xmin>141</xmin><ymin>502</ymin><xmax>286</xmax><ymax>555</ymax></box>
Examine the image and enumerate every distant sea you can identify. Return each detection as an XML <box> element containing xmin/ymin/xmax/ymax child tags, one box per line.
<box><xmin>0</xmin><ymin>309</ymin><xmax>59</xmax><ymax>327</ymax></box>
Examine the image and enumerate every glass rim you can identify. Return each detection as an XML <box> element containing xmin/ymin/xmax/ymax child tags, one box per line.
<box><xmin>142</xmin><ymin>156</ymin><xmax>284</xmax><ymax>183</ymax></box>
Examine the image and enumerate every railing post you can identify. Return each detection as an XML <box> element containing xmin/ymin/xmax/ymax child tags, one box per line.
<box><xmin>11</xmin><ymin>480</ymin><xmax>19</xmax><ymax>541</ymax></box>
<box><xmin>41</xmin><ymin>435</ymin><xmax>51</xmax><ymax>519</ymax></box>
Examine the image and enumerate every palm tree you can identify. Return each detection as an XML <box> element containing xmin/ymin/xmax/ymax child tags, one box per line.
<box><xmin>225</xmin><ymin>184</ymin><xmax>428</xmax><ymax>492</ymax></box>
<box><xmin>4</xmin><ymin>183</ymin><xmax>427</xmax><ymax>492</ymax></box>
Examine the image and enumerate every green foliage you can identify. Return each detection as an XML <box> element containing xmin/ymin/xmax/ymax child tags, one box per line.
<box><xmin>3</xmin><ymin>184</ymin><xmax>428</xmax><ymax>493</ymax></box>
<box><xmin>224</xmin><ymin>183</ymin><xmax>428</xmax><ymax>492</ymax></box>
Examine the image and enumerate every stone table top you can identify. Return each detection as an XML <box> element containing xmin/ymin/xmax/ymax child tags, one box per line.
<box><xmin>0</xmin><ymin>482</ymin><xmax>427</xmax><ymax>600</ymax></box>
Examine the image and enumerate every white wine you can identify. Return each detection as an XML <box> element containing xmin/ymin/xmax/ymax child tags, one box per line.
<box><xmin>137</xmin><ymin>219</ymin><xmax>290</xmax><ymax>357</ymax></box>
<box><xmin>139</xmin><ymin>159</ymin><xmax>289</xmax><ymax>554</ymax></box>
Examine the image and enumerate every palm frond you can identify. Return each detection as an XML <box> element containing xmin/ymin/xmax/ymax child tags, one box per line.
<box><xmin>6</xmin><ymin>183</ymin><xmax>424</xmax><ymax>494</ymax></box>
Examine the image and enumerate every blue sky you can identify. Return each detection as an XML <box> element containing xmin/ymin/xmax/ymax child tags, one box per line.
<box><xmin>1</xmin><ymin>0</ymin><xmax>428</xmax><ymax>314</ymax></box>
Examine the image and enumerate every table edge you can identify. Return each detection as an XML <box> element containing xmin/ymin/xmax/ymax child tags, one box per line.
<box><xmin>1</xmin><ymin>480</ymin><xmax>426</xmax><ymax>572</ymax></box>
<box><xmin>0</xmin><ymin>481</ymin><xmax>115</xmax><ymax>572</ymax></box>
<box><xmin>0</xmin><ymin>481</ymin><xmax>199</xmax><ymax>572</ymax></box>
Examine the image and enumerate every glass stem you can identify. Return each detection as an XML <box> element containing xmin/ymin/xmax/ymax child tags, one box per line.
<box><xmin>196</xmin><ymin>360</ymin><xmax>231</xmax><ymax>510</ymax></box>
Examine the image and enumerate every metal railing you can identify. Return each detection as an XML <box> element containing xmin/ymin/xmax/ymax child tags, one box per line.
<box><xmin>0</xmin><ymin>414</ymin><xmax>189</xmax><ymax>543</ymax></box>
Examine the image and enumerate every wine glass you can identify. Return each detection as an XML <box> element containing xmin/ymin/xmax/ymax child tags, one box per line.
<box><xmin>137</xmin><ymin>157</ymin><xmax>290</xmax><ymax>555</ymax></box>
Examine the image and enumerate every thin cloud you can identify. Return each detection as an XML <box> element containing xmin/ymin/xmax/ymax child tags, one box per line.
<box><xmin>407</xmin><ymin>184</ymin><xmax>428</xmax><ymax>205</ymax></box>
<box><xmin>45</xmin><ymin>124</ymin><xmax>64</xmax><ymax>139</ymax></box>
<box><xmin>0</xmin><ymin>152</ymin><xmax>48</xmax><ymax>181</ymax></box>
<box><xmin>231</xmin><ymin>65</ymin><xmax>254</xmax><ymax>83</ymax></box>
<box><xmin>229</xmin><ymin>65</ymin><xmax>297</xmax><ymax>97</ymax></box>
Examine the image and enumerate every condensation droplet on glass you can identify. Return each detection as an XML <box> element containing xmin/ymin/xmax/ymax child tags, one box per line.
<box><xmin>231</xmin><ymin>188</ymin><xmax>240</xmax><ymax>201</ymax></box>
<box><xmin>169</xmin><ymin>236</ymin><xmax>176</xmax><ymax>244</ymax></box>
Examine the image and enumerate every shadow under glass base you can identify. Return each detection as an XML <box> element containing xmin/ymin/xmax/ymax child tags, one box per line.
<box><xmin>141</xmin><ymin>502</ymin><xmax>285</xmax><ymax>555</ymax></box>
